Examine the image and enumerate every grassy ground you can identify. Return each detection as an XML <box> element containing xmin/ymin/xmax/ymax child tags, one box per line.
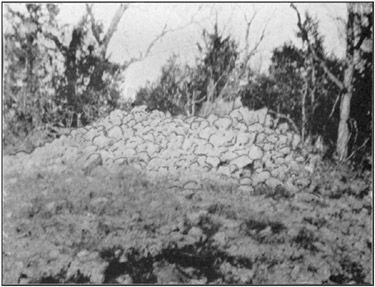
<box><xmin>3</xmin><ymin>161</ymin><xmax>373</xmax><ymax>284</ymax></box>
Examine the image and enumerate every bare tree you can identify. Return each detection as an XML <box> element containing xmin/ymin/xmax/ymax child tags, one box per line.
<box><xmin>291</xmin><ymin>3</ymin><xmax>373</xmax><ymax>161</ymax></box>
<box><xmin>197</xmin><ymin>9</ymin><xmax>269</xmax><ymax>117</ymax></box>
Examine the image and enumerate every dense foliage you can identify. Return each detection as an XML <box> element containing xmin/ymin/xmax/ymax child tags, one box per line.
<box><xmin>3</xmin><ymin>4</ymin><xmax>124</xmax><ymax>152</ymax></box>
<box><xmin>134</xmin><ymin>23</ymin><xmax>239</xmax><ymax>116</ymax></box>
<box><xmin>134</xmin><ymin>12</ymin><xmax>372</xmax><ymax>164</ymax></box>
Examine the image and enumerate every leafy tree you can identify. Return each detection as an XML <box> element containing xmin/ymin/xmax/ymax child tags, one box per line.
<box><xmin>195</xmin><ymin>23</ymin><xmax>239</xmax><ymax>116</ymax></box>
<box><xmin>134</xmin><ymin>23</ymin><xmax>239</xmax><ymax>117</ymax></box>
<box><xmin>4</xmin><ymin>4</ymin><xmax>65</xmax><ymax>145</ymax></box>
<box><xmin>292</xmin><ymin>3</ymin><xmax>373</xmax><ymax>161</ymax></box>
<box><xmin>46</xmin><ymin>4</ymin><xmax>127</xmax><ymax>127</ymax></box>
<box><xmin>241</xmin><ymin>39</ymin><xmax>343</xmax><ymax>153</ymax></box>
<box><xmin>133</xmin><ymin>56</ymin><xmax>187</xmax><ymax>115</ymax></box>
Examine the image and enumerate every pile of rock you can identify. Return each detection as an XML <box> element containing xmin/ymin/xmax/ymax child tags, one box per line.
<box><xmin>4</xmin><ymin>105</ymin><xmax>313</xmax><ymax>193</ymax></box>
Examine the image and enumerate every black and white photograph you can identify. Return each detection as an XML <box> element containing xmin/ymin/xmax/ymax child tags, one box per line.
<box><xmin>2</xmin><ymin>2</ymin><xmax>373</xmax><ymax>284</ymax></box>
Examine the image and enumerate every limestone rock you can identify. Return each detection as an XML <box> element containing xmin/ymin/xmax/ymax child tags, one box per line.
<box><xmin>234</xmin><ymin>122</ymin><xmax>248</xmax><ymax>132</ymax></box>
<box><xmin>239</xmin><ymin>177</ymin><xmax>252</xmax><ymax>185</ymax></box>
<box><xmin>213</xmin><ymin>117</ymin><xmax>232</xmax><ymax>130</ymax></box>
<box><xmin>83</xmin><ymin>144</ymin><xmax>98</xmax><ymax>154</ymax></box>
<box><xmin>236</xmin><ymin>132</ymin><xmax>251</xmax><ymax>146</ymax></box>
<box><xmin>107</xmin><ymin>126</ymin><xmax>123</xmax><ymax>140</ymax></box>
<box><xmin>209</xmin><ymin>132</ymin><xmax>235</xmax><ymax>147</ymax></box>
<box><xmin>121</xmin><ymin>127</ymin><xmax>134</xmax><ymax>138</ymax></box>
<box><xmin>252</xmin><ymin>170</ymin><xmax>271</xmax><ymax>185</ymax></box>
<box><xmin>255</xmin><ymin>107</ymin><xmax>268</xmax><ymax>124</ymax></box>
<box><xmin>83</xmin><ymin>129</ymin><xmax>99</xmax><ymax>142</ymax></box>
<box><xmin>278</xmin><ymin>122</ymin><xmax>289</xmax><ymax>133</ymax></box>
<box><xmin>207</xmin><ymin>113</ymin><xmax>219</xmax><ymax>125</ymax></box>
<box><xmin>148</xmin><ymin>157</ymin><xmax>168</xmax><ymax>170</ymax></box>
<box><xmin>220</xmin><ymin>150</ymin><xmax>239</xmax><ymax>162</ymax></box>
<box><xmin>183</xmin><ymin>180</ymin><xmax>200</xmax><ymax>190</ymax></box>
<box><xmin>238</xmin><ymin>185</ymin><xmax>254</xmax><ymax>194</ymax></box>
<box><xmin>265</xmin><ymin>177</ymin><xmax>283</xmax><ymax>189</ymax></box>
<box><xmin>206</xmin><ymin>156</ymin><xmax>220</xmax><ymax>168</ymax></box>
<box><xmin>229</xmin><ymin>108</ymin><xmax>244</xmax><ymax>122</ymax></box>
<box><xmin>247</xmin><ymin>123</ymin><xmax>263</xmax><ymax>133</ymax></box>
<box><xmin>248</xmin><ymin>145</ymin><xmax>263</xmax><ymax>160</ymax></box>
<box><xmin>294</xmin><ymin>177</ymin><xmax>311</xmax><ymax>188</ymax></box>
<box><xmin>292</xmin><ymin>134</ymin><xmax>301</xmax><ymax>149</ymax></box>
<box><xmin>231</xmin><ymin>155</ymin><xmax>253</xmax><ymax>169</ymax></box>
<box><xmin>93</xmin><ymin>134</ymin><xmax>114</xmax><ymax>148</ymax></box>
<box><xmin>212</xmin><ymin>231</ymin><xmax>227</xmax><ymax>247</ymax></box>
<box><xmin>132</xmin><ymin>105</ymin><xmax>148</xmax><ymax>113</ymax></box>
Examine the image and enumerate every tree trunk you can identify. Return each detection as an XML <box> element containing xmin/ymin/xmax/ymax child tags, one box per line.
<box><xmin>301</xmin><ymin>79</ymin><xmax>307</xmax><ymax>144</ymax></box>
<box><xmin>336</xmin><ymin>3</ymin><xmax>355</xmax><ymax>160</ymax></box>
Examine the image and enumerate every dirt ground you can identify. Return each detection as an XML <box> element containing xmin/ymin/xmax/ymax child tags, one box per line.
<box><xmin>3</xmin><ymin>161</ymin><xmax>373</xmax><ymax>284</ymax></box>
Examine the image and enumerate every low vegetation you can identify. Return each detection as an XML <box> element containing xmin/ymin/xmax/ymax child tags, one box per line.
<box><xmin>3</xmin><ymin>160</ymin><xmax>372</xmax><ymax>284</ymax></box>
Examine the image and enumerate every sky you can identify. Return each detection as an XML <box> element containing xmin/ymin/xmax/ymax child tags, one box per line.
<box><xmin>6</xmin><ymin>3</ymin><xmax>348</xmax><ymax>100</ymax></box>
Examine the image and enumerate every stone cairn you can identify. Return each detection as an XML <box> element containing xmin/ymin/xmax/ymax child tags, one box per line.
<box><xmin>4</xmin><ymin>105</ymin><xmax>313</xmax><ymax>193</ymax></box>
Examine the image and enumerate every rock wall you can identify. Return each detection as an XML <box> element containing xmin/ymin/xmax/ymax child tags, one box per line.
<box><xmin>5</xmin><ymin>105</ymin><xmax>313</xmax><ymax>192</ymax></box>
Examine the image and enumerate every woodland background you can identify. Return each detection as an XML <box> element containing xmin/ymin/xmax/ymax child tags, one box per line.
<box><xmin>3</xmin><ymin>3</ymin><xmax>373</xmax><ymax>167</ymax></box>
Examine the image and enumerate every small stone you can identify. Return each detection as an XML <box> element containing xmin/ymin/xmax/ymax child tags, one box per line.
<box><xmin>183</xmin><ymin>189</ymin><xmax>196</xmax><ymax>199</ymax></box>
<box><xmin>83</xmin><ymin>144</ymin><xmax>98</xmax><ymax>154</ymax></box>
<box><xmin>213</xmin><ymin>117</ymin><xmax>232</xmax><ymax>130</ymax></box>
<box><xmin>206</xmin><ymin>156</ymin><xmax>220</xmax><ymax>168</ymax></box>
<box><xmin>116</xmin><ymin>274</ymin><xmax>133</xmax><ymax>284</ymax></box>
<box><xmin>90</xmin><ymin>166</ymin><xmax>110</xmax><ymax>178</ymax></box>
<box><xmin>229</xmin><ymin>108</ymin><xmax>244</xmax><ymax>122</ymax></box>
<box><xmin>108</xmin><ymin>126</ymin><xmax>123</xmax><ymax>140</ymax></box>
<box><xmin>122</xmin><ymin>148</ymin><xmax>136</xmax><ymax>157</ymax></box>
<box><xmin>252</xmin><ymin>170</ymin><xmax>271</xmax><ymax>185</ymax></box>
<box><xmin>212</xmin><ymin>231</ymin><xmax>227</xmax><ymax>246</ymax></box>
<box><xmin>238</xmin><ymin>185</ymin><xmax>254</xmax><ymax>193</ymax></box>
<box><xmin>284</xmin><ymin>180</ymin><xmax>299</xmax><ymax>193</ymax></box>
<box><xmin>77</xmin><ymin>249</ymin><xmax>90</xmax><ymax>258</ymax></box>
<box><xmin>278</xmin><ymin>123</ymin><xmax>289</xmax><ymax>133</ymax></box>
<box><xmin>235</xmin><ymin>122</ymin><xmax>248</xmax><ymax>131</ymax></box>
<box><xmin>248</xmin><ymin>145</ymin><xmax>263</xmax><ymax>160</ymax></box>
<box><xmin>294</xmin><ymin>177</ymin><xmax>311</xmax><ymax>188</ymax></box>
<box><xmin>231</xmin><ymin>155</ymin><xmax>252</xmax><ymax>169</ymax></box>
<box><xmin>207</xmin><ymin>114</ymin><xmax>219</xmax><ymax>125</ymax></box>
<box><xmin>188</xmin><ymin>226</ymin><xmax>205</xmax><ymax>241</ymax></box>
<box><xmin>220</xmin><ymin>150</ymin><xmax>239</xmax><ymax>161</ymax></box>
<box><xmin>187</xmin><ymin>211</ymin><xmax>207</xmax><ymax>225</ymax></box>
<box><xmin>292</xmin><ymin>134</ymin><xmax>301</xmax><ymax>149</ymax></box>
<box><xmin>121</xmin><ymin>127</ymin><xmax>134</xmax><ymax>138</ymax></box>
<box><xmin>279</xmin><ymin>146</ymin><xmax>291</xmax><ymax>155</ymax></box>
<box><xmin>83</xmin><ymin>129</ymin><xmax>99</xmax><ymax>142</ymax></box>
<box><xmin>93</xmin><ymin>134</ymin><xmax>114</xmax><ymax>148</ymax></box>
<box><xmin>255</xmin><ymin>133</ymin><xmax>267</xmax><ymax>145</ymax></box>
<box><xmin>240</xmin><ymin>177</ymin><xmax>252</xmax><ymax>185</ymax></box>
<box><xmin>247</xmin><ymin>123</ymin><xmax>263</xmax><ymax>132</ymax></box>
<box><xmin>236</xmin><ymin>132</ymin><xmax>251</xmax><ymax>146</ymax></box>
<box><xmin>198</xmin><ymin>127</ymin><xmax>214</xmax><ymax>140</ymax></box>
<box><xmin>209</xmin><ymin>132</ymin><xmax>235</xmax><ymax>147</ymax></box>
<box><xmin>48</xmin><ymin>249</ymin><xmax>60</xmax><ymax>259</ymax></box>
<box><xmin>183</xmin><ymin>180</ymin><xmax>200</xmax><ymax>190</ymax></box>
<box><xmin>264</xmin><ymin>114</ymin><xmax>273</xmax><ymax>127</ymax></box>
<box><xmin>265</xmin><ymin>177</ymin><xmax>283</xmax><ymax>189</ymax></box>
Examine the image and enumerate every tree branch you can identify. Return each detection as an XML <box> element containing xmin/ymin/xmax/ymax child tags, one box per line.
<box><xmin>121</xmin><ymin>24</ymin><xmax>169</xmax><ymax>69</ymax></box>
<box><xmin>268</xmin><ymin>109</ymin><xmax>300</xmax><ymax>134</ymax></box>
<box><xmin>101</xmin><ymin>3</ymin><xmax>129</xmax><ymax>57</ymax></box>
<box><xmin>45</xmin><ymin>32</ymin><xmax>68</xmax><ymax>54</ymax></box>
<box><xmin>86</xmin><ymin>4</ymin><xmax>102</xmax><ymax>45</ymax></box>
<box><xmin>243</xmin><ymin>10</ymin><xmax>257</xmax><ymax>55</ymax></box>
<box><xmin>291</xmin><ymin>3</ymin><xmax>345</xmax><ymax>91</ymax></box>
<box><xmin>328</xmin><ymin>94</ymin><xmax>341</xmax><ymax>119</ymax></box>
